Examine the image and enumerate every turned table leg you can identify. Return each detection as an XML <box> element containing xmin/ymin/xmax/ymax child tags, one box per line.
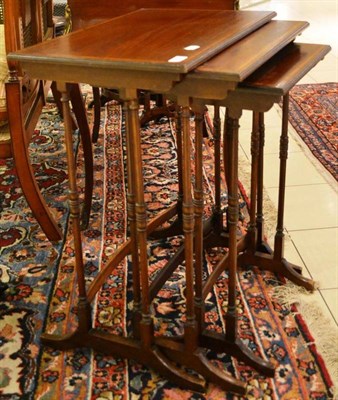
<box><xmin>193</xmin><ymin>104</ymin><xmax>206</xmax><ymax>332</ymax></box>
<box><xmin>123</xmin><ymin>101</ymin><xmax>142</xmax><ymax>337</ymax></box>
<box><xmin>41</xmin><ymin>83</ymin><xmax>91</xmax><ymax>348</ymax></box>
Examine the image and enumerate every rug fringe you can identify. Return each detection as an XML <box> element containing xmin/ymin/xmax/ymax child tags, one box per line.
<box><xmin>272</xmin><ymin>282</ymin><xmax>338</xmax><ymax>399</ymax></box>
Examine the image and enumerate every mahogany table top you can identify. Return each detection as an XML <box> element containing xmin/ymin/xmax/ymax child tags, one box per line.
<box><xmin>8</xmin><ymin>8</ymin><xmax>275</xmax><ymax>74</ymax></box>
<box><xmin>194</xmin><ymin>20</ymin><xmax>309</xmax><ymax>81</ymax></box>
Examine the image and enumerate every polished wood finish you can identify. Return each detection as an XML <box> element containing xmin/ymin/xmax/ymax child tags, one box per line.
<box><xmin>173</xmin><ymin>20</ymin><xmax>309</xmax><ymax>98</ymax></box>
<box><xmin>196</xmin><ymin>20</ymin><xmax>309</xmax><ymax>81</ymax></box>
<box><xmin>68</xmin><ymin>0</ymin><xmax>239</xmax><ymax>30</ymax></box>
<box><xmin>9</xmin><ymin>9</ymin><xmax>275</xmax><ymax>74</ymax></box>
<box><xmin>66</xmin><ymin>0</ymin><xmax>239</xmax><ymax>132</ymax></box>
<box><xmin>8</xmin><ymin>8</ymin><xmax>330</xmax><ymax>393</ymax></box>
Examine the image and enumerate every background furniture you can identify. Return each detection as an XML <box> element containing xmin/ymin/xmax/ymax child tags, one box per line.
<box><xmin>0</xmin><ymin>0</ymin><xmax>62</xmax><ymax>241</ymax></box>
<box><xmin>0</xmin><ymin>0</ymin><xmax>93</xmax><ymax>242</ymax></box>
<box><xmin>68</xmin><ymin>0</ymin><xmax>239</xmax><ymax>30</ymax></box>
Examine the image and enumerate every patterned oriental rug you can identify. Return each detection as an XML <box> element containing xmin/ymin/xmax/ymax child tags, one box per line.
<box><xmin>0</xmin><ymin>97</ymin><xmax>336</xmax><ymax>399</ymax></box>
<box><xmin>287</xmin><ymin>82</ymin><xmax>338</xmax><ymax>181</ymax></box>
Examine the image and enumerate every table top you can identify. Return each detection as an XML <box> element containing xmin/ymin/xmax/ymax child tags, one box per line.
<box><xmin>8</xmin><ymin>8</ymin><xmax>276</xmax><ymax>74</ymax></box>
<box><xmin>194</xmin><ymin>20</ymin><xmax>309</xmax><ymax>81</ymax></box>
<box><xmin>241</xmin><ymin>42</ymin><xmax>331</xmax><ymax>95</ymax></box>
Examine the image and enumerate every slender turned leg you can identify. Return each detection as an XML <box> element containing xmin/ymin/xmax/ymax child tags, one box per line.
<box><xmin>124</xmin><ymin>95</ymin><xmax>206</xmax><ymax>391</ymax></box>
<box><xmin>256</xmin><ymin>112</ymin><xmax>272</xmax><ymax>253</ymax></box>
<box><xmin>51</xmin><ymin>81</ymin><xmax>77</xmax><ymax>131</ymax></box>
<box><xmin>125</xmin><ymin>97</ymin><xmax>154</xmax><ymax>348</ymax></box>
<box><xmin>143</xmin><ymin>91</ymin><xmax>151</xmax><ymax>113</ymax></box>
<box><xmin>156</xmin><ymin>103</ymin><xmax>246</xmax><ymax>395</ymax></box>
<box><xmin>272</xmin><ymin>95</ymin><xmax>314</xmax><ymax>289</ymax></box>
<box><xmin>193</xmin><ymin>105</ymin><xmax>205</xmax><ymax>332</ymax></box>
<box><xmin>41</xmin><ymin>83</ymin><xmax>91</xmax><ymax>347</ymax></box>
<box><xmin>212</xmin><ymin>104</ymin><xmax>223</xmax><ymax>233</ymax></box>
<box><xmin>123</xmin><ymin>101</ymin><xmax>142</xmax><ymax>337</ymax></box>
<box><xmin>199</xmin><ymin>111</ymin><xmax>275</xmax><ymax>377</ymax></box>
<box><xmin>69</xmin><ymin>84</ymin><xmax>93</xmax><ymax>230</ymax></box>
<box><xmin>62</xmin><ymin>85</ymin><xmax>90</xmax><ymax>320</ymax></box>
<box><xmin>176</xmin><ymin>106</ymin><xmax>184</xmax><ymax>219</ymax></box>
<box><xmin>274</xmin><ymin>95</ymin><xmax>288</xmax><ymax>260</ymax></box>
<box><xmin>238</xmin><ymin>102</ymin><xmax>314</xmax><ymax>291</ymax></box>
<box><xmin>223</xmin><ymin>109</ymin><xmax>233</xmax><ymax>232</ymax></box>
<box><xmin>246</xmin><ymin>112</ymin><xmax>260</xmax><ymax>253</ymax></box>
<box><xmin>224</xmin><ymin>115</ymin><xmax>240</xmax><ymax>343</ymax></box>
<box><xmin>51</xmin><ymin>82</ymin><xmax>93</xmax><ymax>230</ymax></box>
<box><xmin>181</xmin><ymin>105</ymin><xmax>199</xmax><ymax>351</ymax></box>
<box><xmin>92</xmin><ymin>87</ymin><xmax>101</xmax><ymax>143</ymax></box>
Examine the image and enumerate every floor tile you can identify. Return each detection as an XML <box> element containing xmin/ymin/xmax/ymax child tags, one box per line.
<box><xmin>266</xmin><ymin>184</ymin><xmax>338</xmax><ymax>231</ymax></box>
<box><xmin>263</xmin><ymin>151</ymin><xmax>328</xmax><ymax>188</ymax></box>
<box><xmin>290</xmin><ymin>228</ymin><xmax>338</xmax><ymax>289</ymax></box>
<box><xmin>320</xmin><ymin>288</ymin><xmax>338</xmax><ymax>324</ymax></box>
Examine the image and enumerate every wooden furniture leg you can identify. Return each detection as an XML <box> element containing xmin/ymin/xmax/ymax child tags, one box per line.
<box><xmin>200</xmin><ymin>109</ymin><xmax>275</xmax><ymax>377</ymax></box>
<box><xmin>156</xmin><ymin>103</ymin><xmax>247</xmax><ymax>395</ymax></box>
<box><xmin>123</xmin><ymin>101</ymin><xmax>142</xmax><ymax>337</ymax></box>
<box><xmin>246</xmin><ymin>111</ymin><xmax>260</xmax><ymax>254</ymax></box>
<box><xmin>181</xmin><ymin>104</ymin><xmax>198</xmax><ymax>352</ymax></box>
<box><xmin>6</xmin><ymin>77</ymin><xmax>62</xmax><ymax>242</ymax></box>
<box><xmin>122</xmin><ymin>93</ymin><xmax>206</xmax><ymax>391</ymax></box>
<box><xmin>41</xmin><ymin>83</ymin><xmax>92</xmax><ymax>348</ymax></box>
<box><xmin>40</xmin><ymin>85</ymin><xmax>205</xmax><ymax>392</ymax></box>
<box><xmin>270</xmin><ymin>95</ymin><xmax>305</xmax><ymax>281</ymax></box>
<box><xmin>212</xmin><ymin>104</ymin><xmax>223</xmax><ymax>233</ymax></box>
<box><xmin>91</xmin><ymin>86</ymin><xmax>101</xmax><ymax>143</ymax></box>
<box><xmin>255</xmin><ymin>112</ymin><xmax>272</xmax><ymax>254</ymax></box>
<box><xmin>224</xmin><ymin>114</ymin><xmax>239</xmax><ymax>343</ymax></box>
<box><xmin>69</xmin><ymin>83</ymin><xmax>93</xmax><ymax>230</ymax></box>
<box><xmin>238</xmin><ymin>96</ymin><xmax>313</xmax><ymax>290</ymax></box>
<box><xmin>193</xmin><ymin>104</ymin><xmax>206</xmax><ymax>332</ymax></box>
<box><xmin>51</xmin><ymin>81</ymin><xmax>77</xmax><ymax>131</ymax></box>
<box><xmin>50</xmin><ymin>81</ymin><xmax>94</xmax><ymax>229</ymax></box>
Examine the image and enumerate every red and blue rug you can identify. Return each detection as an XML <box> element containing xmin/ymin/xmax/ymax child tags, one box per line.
<box><xmin>0</xmin><ymin>96</ymin><xmax>335</xmax><ymax>399</ymax></box>
<box><xmin>288</xmin><ymin>82</ymin><xmax>337</xmax><ymax>181</ymax></box>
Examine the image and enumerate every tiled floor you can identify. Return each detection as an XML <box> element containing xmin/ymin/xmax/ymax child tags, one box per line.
<box><xmin>237</xmin><ymin>0</ymin><xmax>338</xmax><ymax>325</ymax></box>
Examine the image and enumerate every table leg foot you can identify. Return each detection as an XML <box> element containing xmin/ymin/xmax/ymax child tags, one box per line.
<box><xmin>43</xmin><ymin>328</ymin><xmax>205</xmax><ymax>392</ymax></box>
<box><xmin>277</xmin><ymin>258</ymin><xmax>315</xmax><ymax>290</ymax></box>
<box><xmin>156</xmin><ymin>337</ymin><xmax>246</xmax><ymax>395</ymax></box>
<box><xmin>239</xmin><ymin>252</ymin><xmax>315</xmax><ymax>291</ymax></box>
<box><xmin>151</xmin><ymin>347</ymin><xmax>206</xmax><ymax>392</ymax></box>
<box><xmin>41</xmin><ymin>331</ymin><xmax>81</xmax><ymax>350</ymax></box>
<box><xmin>200</xmin><ymin>331</ymin><xmax>275</xmax><ymax>377</ymax></box>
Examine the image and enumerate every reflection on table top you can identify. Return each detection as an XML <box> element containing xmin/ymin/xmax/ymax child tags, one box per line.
<box><xmin>8</xmin><ymin>8</ymin><xmax>275</xmax><ymax>74</ymax></box>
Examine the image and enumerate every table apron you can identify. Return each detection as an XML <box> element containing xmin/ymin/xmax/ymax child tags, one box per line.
<box><xmin>19</xmin><ymin>61</ymin><xmax>182</xmax><ymax>92</ymax></box>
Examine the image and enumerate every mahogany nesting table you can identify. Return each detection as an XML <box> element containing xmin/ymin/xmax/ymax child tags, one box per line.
<box><xmin>8</xmin><ymin>8</ymin><xmax>330</xmax><ymax>394</ymax></box>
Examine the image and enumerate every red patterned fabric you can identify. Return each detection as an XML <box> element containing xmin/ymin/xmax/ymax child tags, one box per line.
<box><xmin>288</xmin><ymin>82</ymin><xmax>338</xmax><ymax>180</ymax></box>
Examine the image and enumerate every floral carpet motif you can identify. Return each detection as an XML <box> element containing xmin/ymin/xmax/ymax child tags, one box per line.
<box><xmin>288</xmin><ymin>82</ymin><xmax>338</xmax><ymax>180</ymax></box>
<box><xmin>0</xmin><ymin>96</ymin><xmax>335</xmax><ymax>399</ymax></box>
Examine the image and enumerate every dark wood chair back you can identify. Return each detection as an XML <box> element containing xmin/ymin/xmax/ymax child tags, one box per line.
<box><xmin>68</xmin><ymin>0</ymin><xmax>238</xmax><ymax>30</ymax></box>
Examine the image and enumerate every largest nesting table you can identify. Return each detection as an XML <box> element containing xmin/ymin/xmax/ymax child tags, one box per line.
<box><xmin>8</xmin><ymin>8</ymin><xmax>330</xmax><ymax>394</ymax></box>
